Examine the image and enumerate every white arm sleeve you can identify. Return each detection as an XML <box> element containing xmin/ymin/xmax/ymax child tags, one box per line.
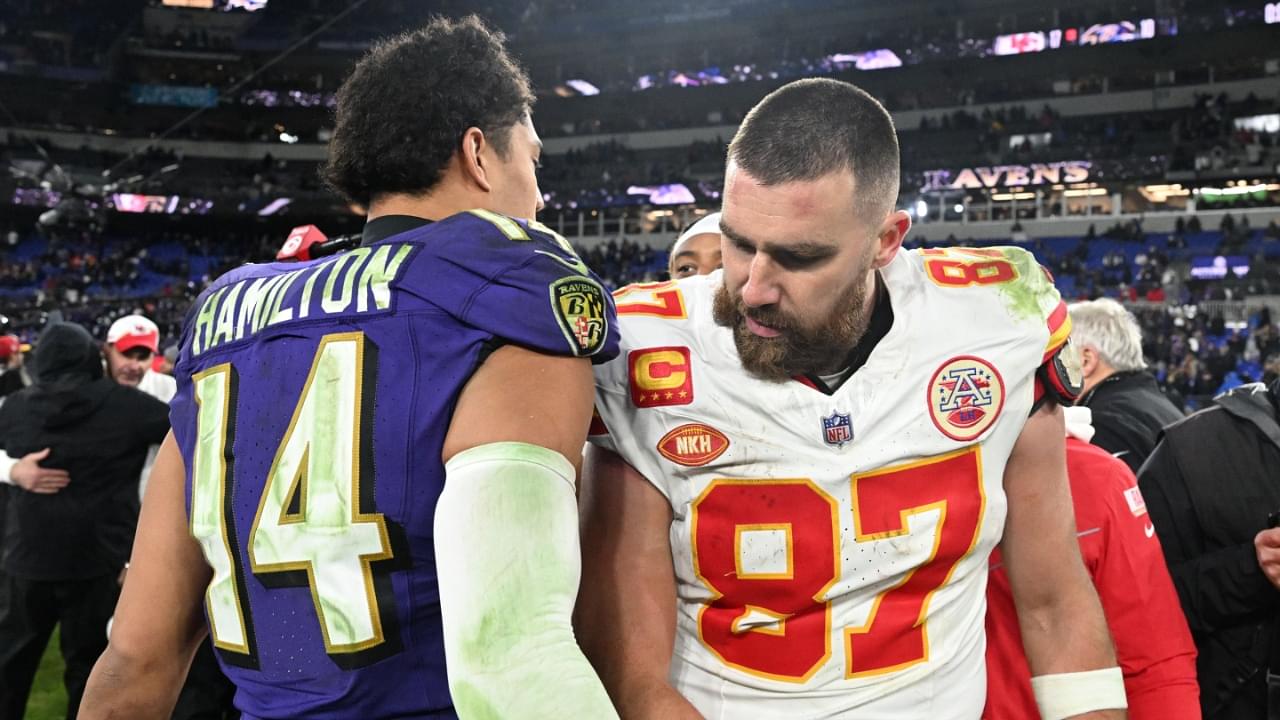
<box><xmin>434</xmin><ymin>442</ymin><xmax>619</xmax><ymax>720</ymax></box>
<box><xmin>0</xmin><ymin>450</ymin><xmax>15</xmax><ymax>485</ymax></box>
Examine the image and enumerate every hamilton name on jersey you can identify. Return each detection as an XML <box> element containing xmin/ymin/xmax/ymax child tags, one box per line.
<box><xmin>188</xmin><ymin>242</ymin><xmax>415</xmax><ymax>358</ymax></box>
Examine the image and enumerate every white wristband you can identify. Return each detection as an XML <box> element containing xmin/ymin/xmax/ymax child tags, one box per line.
<box><xmin>1031</xmin><ymin>667</ymin><xmax>1127</xmax><ymax>720</ymax></box>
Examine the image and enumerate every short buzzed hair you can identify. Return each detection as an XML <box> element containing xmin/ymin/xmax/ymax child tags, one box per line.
<box><xmin>727</xmin><ymin>78</ymin><xmax>900</xmax><ymax>222</ymax></box>
<box><xmin>1068</xmin><ymin>298</ymin><xmax>1147</xmax><ymax>372</ymax></box>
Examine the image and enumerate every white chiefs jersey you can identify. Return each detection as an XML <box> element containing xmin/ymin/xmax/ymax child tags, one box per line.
<box><xmin>589</xmin><ymin>246</ymin><xmax>1070</xmax><ymax>719</ymax></box>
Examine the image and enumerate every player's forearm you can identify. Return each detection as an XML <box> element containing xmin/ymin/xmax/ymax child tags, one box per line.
<box><xmin>80</xmin><ymin>644</ymin><xmax>189</xmax><ymax>720</ymax></box>
<box><xmin>1016</xmin><ymin>577</ymin><xmax>1118</xmax><ymax>678</ymax></box>
<box><xmin>578</xmin><ymin>635</ymin><xmax>699</xmax><ymax>719</ymax></box>
<box><xmin>1017</xmin><ymin>580</ymin><xmax>1126</xmax><ymax>719</ymax></box>
<box><xmin>447</xmin><ymin>632</ymin><xmax>619</xmax><ymax>719</ymax></box>
<box><xmin>435</xmin><ymin>442</ymin><xmax>618</xmax><ymax>719</ymax></box>
<box><xmin>612</xmin><ymin>677</ymin><xmax>704</xmax><ymax>720</ymax></box>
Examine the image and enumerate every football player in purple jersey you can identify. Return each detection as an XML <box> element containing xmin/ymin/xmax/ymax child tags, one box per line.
<box><xmin>83</xmin><ymin>16</ymin><xmax>619</xmax><ymax>720</ymax></box>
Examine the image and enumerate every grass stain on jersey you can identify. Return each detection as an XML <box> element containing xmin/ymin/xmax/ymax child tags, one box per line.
<box><xmin>452</xmin><ymin>683</ymin><xmax>501</xmax><ymax>720</ymax></box>
<box><xmin>992</xmin><ymin>247</ymin><xmax>1057</xmax><ymax>321</ymax></box>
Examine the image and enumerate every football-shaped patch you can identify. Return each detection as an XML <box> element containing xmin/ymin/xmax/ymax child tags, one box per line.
<box><xmin>657</xmin><ymin>423</ymin><xmax>729</xmax><ymax>467</ymax></box>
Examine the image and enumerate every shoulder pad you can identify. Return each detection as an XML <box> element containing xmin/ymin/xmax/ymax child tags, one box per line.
<box><xmin>1035</xmin><ymin>337</ymin><xmax>1084</xmax><ymax>407</ymax></box>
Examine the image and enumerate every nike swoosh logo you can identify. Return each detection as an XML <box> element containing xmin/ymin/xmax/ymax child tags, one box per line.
<box><xmin>1144</xmin><ymin>523</ymin><xmax>1156</xmax><ymax>538</ymax></box>
<box><xmin>1111</xmin><ymin>450</ymin><xmax>1130</xmax><ymax>458</ymax></box>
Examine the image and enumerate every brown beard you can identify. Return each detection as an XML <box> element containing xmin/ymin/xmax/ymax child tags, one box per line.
<box><xmin>712</xmin><ymin>274</ymin><xmax>874</xmax><ymax>383</ymax></box>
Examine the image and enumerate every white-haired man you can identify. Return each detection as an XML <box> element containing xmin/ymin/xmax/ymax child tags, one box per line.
<box><xmin>1070</xmin><ymin>298</ymin><xmax>1184</xmax><ymax>472</ymax></box>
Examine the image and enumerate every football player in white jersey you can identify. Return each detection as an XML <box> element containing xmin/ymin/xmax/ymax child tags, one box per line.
<box><xmin>575</xmin><ymin>78</ymin><xmax>1126</xmax><ymax>720</ymax></box>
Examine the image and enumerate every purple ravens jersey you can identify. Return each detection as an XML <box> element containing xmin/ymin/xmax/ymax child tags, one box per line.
<box><xmin>169</xmin><ymin>210</ymin><xmax>618</xmax><ymax>719</ymax></box>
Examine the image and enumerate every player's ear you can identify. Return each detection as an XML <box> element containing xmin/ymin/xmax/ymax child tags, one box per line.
<box><xmin>871</xmin><ymin>209</ymin><xmax>910</xmax><ymax>269</ymax></box>
<box><xmin>1079</xmin><ymin>345</ymin><xmax>1099</xmax><ymax>378</ymax></box>
<box><xmin>460</xmin><ymin>127</ymin><xmax>493</xmax><ymax>192</ymax></box>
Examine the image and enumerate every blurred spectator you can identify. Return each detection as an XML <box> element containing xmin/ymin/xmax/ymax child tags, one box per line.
<box><xmin>1070</xmin><ymin>298</ymin><xmax>1185</xmax><ymax>472</ymax></box>
<box><xmin>986</xmin><ymin>406</ymin><xmax>1199</xmax><ymax>719</ymax></box>
<box><xmin>0</xmin><ymin>336</ymin><xmax>28</xmax><ymax>400</ymax></box>
<box><xmin>104</xmin><ymin>315</ymin><xmax>175</xmax><ymax>403</ymax></box>
<box><xmin>0</xmin><ymin>322</ymin><xmax>169</xmax><ymax>718</ymax></box>
<box><xmin>1138</xmin><ymin>377</ymin><xmax>1280</xmax><ymax>718</ymax></box>
<box><xmin>159</xmin><ymin>345</ymin><xmax>179</xmax><ymax>376</ymax></box>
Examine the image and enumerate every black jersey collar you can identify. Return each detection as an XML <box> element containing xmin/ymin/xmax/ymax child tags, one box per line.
<box><xmin>361</xmin><ymin>215</ymin><xmax>434</xmax><ymax>246</ymax></box>
<box><xmin>795</xmin><ymin>272</ymin><xmax>894</xmax><ymax>395</ymax></box>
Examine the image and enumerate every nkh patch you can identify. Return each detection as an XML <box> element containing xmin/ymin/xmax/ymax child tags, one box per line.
<box><xmin>1123</xmin><ymin>486</ymin><xmax>1148</xmax><ymax>517</ymax></box>
<box><xmin>928</xmin><ymin>355</ymin><xmax>1005</xmax><ymax>441</ymax></box>
<box><xmin>628</xmin><ymin>346</ymin><xmax>694</xmax><ymax>408</ymax></box>
<box><xmin>657</xmin><ymin>423</ymin><xmax>729</xmax><ymax>466</ymax></box>
<box><xmin>821</xmin><ymin>411</ymin><xmax>853</xmax><ymax>448</ymax></box>
<box><xmin>549</xmin><ymin>276</ymin><xmax>608</xmax><ymax>356</ymax></box>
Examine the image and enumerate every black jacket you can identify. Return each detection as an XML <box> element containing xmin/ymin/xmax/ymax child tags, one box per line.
<box><xmin>0</xmin><ymin>367</ymin><xmax>26</xmax><ymax>399</ymax></box>
<box><xmin>1137</xmin><ymin>380</ymin><xmax>1280</xmax><ymax>718</ymax></box>
<box><xmin>1080</xmin><ymin>369</ymin><xmax>1185</xmax><ymax>473</ymax></box>
<box><xmin>0</xmin><ymin>323</ymin><xmax>169</xmax><ymax>580</ymax></box>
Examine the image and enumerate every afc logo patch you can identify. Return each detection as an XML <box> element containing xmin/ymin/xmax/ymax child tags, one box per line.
<box><xmin>629</xmin><ymin>346</ymin><xmax>693</xmax><ymax>408</ymax></box>
<box><xmin>549</xmin><ymin>276</ymin><xmax>608</xmax><ymax>356</ymax></box>
<box><xmin>927</xmin><ymin>355</ymin><xmax>1005</xmax><ymax>441</ymax></box>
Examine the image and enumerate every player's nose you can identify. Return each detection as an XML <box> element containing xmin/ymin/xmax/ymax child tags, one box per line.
<box><xmin>740</xmin><ymin>254</ymin><xmax>780</xmax><ymax>308</ymax></box>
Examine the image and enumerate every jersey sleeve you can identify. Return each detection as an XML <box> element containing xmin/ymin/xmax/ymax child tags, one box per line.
<box><xmin>586</xmin><ymin>310</ymin><xmax>675</xmax><ymax>501</ymax></box>
<box><xmin>988</xmin><ymin>247</ymin><xmax>1082</xmax><ymax>405</ymax></box>
<box><xmin>1090</xmin><ymin>456</ymin><xmax>1201</xmax><ymax>719</ymax></box>
<box><xmin>587</xmin><ymin>406</ymin><xmax>617</xmax><ymax>453</ymax></box>
<box><xmin>413</xmin><ymin>211</ymin><xmax>620</xmax><ymax>362</ymax></box>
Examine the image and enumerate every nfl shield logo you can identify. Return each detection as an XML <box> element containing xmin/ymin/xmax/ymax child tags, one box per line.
<box><xmin>822</xmin><ymin>411</ymin><xmax>853</xmax><ymax>448</ymax></box>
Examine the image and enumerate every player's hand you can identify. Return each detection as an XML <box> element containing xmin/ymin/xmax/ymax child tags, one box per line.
<box><xmin>12</xmin><ymin>448</ymin><xmax>71</xmax><ymax>494</ymax></box>
<box><xmin>1254</xmin><ymin>527</ymin><xmax>1280</xmax><ymax>589</ymax></box>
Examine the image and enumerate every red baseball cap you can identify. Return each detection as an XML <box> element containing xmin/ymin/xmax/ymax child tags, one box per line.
<box><xmin>0</xmin><ymin>335</ymin><xmax>18</xmax><ymax>361</ymax></box>
<box><xmin>107</xmin><ymin>315</ymin><xmax>160</xmax><ymax>355</ymax></box>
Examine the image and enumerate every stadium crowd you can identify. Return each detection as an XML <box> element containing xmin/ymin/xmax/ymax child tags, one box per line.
<box><xmin>0</xmin><ymin>213</ymin><xmax>1277</xmax><ymax>414</ymax></box>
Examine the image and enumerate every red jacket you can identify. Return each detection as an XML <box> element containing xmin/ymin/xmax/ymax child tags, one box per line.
<box><xmin>985</xmin><ymin>438</ymin><xmax>1200</xmax><ymax>719</ymax></box>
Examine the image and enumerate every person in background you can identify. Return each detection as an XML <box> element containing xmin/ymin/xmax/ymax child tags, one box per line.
<box><xmin>986</xmin><ymin>404</ymin><xmax>1200</xmax><ymax>719</ymax></box>
<box><xmin>103</xmin><ymin>315</ymin><xmax>176</xmax><ymax>402</ymax></box>
<box><xmin>667</xmin><ymin>212</ymin><xmax>722</xmax><ymax>279</ymax></box>
<box><xmin>1071</xmin><ymin>298</ymin><xmax>1184</xmax><ymax>472</ymax></box>
<box><xmin>1139</xmin><ymin>376</ymin><xmax>1280</xmax><ymax>718</ymax></box>
<box><xmin>0</xmin><ymin>335</ymin><xmax>29</xmax><ymax>400</ymax></box>
<box><xmin>0</xmin><ymin>322</ymin><xmax>169</xmax><ymax>718</ymax></box>
<box><xmin>158</xmin><ymin>345</ymin><xmax>179</xmax><ymax>376</ymax></box>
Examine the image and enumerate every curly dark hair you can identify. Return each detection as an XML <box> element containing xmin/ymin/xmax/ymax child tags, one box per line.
<box><xmin>320</xmin><ymin>15</ymin><xmax>535</xmax><ymax>207</ymax></box>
